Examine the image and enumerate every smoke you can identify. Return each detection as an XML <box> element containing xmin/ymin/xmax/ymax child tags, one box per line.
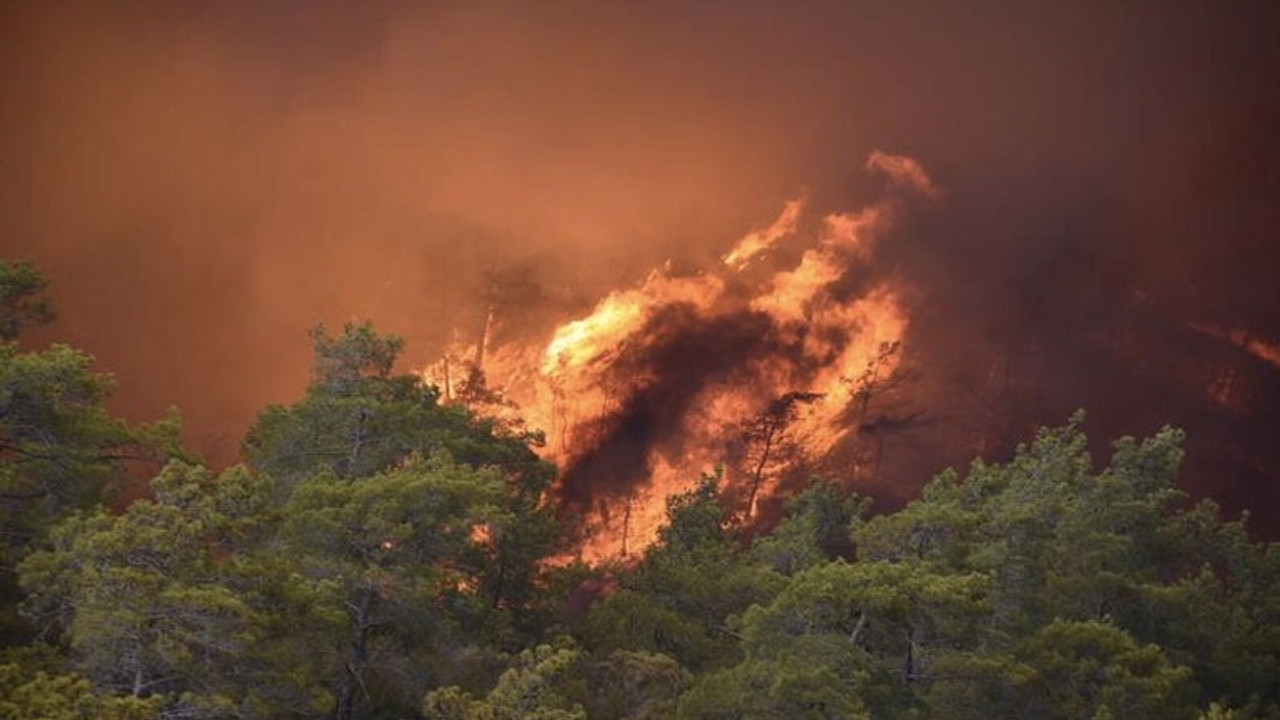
<box><xmin>2</xmin><ymin>1</ymin><xmax>1278</xmax><ymax>531</ymax></box>
<box><xmin>557</xmin><ymin>306</ymin><xmax>779</xmax><ymax>512</ymax></box>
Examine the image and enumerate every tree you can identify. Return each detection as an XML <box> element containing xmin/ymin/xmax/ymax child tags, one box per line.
<box><xmin>585</xmin><ymin>473</ymin><xmax>784</xmax><ymax>672</ymax></box>
<box><xmin>276</xmin><ymin>453</ymin><xmax>509</xmax><ymax>720</ymax></box>
<box><xmin>752</xmin><ymin>479</ymin><xmax>868</xmax><ymax>576</ymax></box>
<box><xmin>670</xmin><ymin>416</ymin><xmax>1271</xmax><ymax>720</ymax></box>
<box><xmin>0</xmin><ymin>260</ymin><xmax>55</xmax><ymax>342</ymax></box>
<box><xmin>424</xmin><ymin>642</ymin><xmax>586</xmax><ymax>720</ymax></box>
<box><xmin>244</xmin><ymin>322</ymin><xmax>561</xmax><ymax>626</ymax></box>
<box><xmin>971</xmin><ymin>620</ymin><xmax>1193</xmax><ymax>720</ymax></box>
<box><xmin>675</xmin><ymin>655</ymin><xmax>870</xmax><ymax>720</ymax></box>
<box><xmin>853</xmin><ymin>414</ymin><xmax>1192</xmax><ymax>634</ymax></box>
<box><xmin>0</xmin><ymin>343</ymin><xmax>135</xmax><ymax>508</ymax></box>
<box><xmin>726</xmin><ymin>557</ymin><xmax>990</xmax><ymax>718</ymax></box>
<box><xmin>246</xmin><ymin>321</ymin><xmax>540</xmax><ymax>489</ymax></box>
<box><xmin>842</xmin><ymin>340</ymin><xmax>911</xmax><ymax>484</ymax></box>
<box><xmin>737</xmin><ymin>392</ymin><xmax>822</xmax><ymax>521</ymax></box>
<box><xmin>239</xmin><ymin>322</ymin><xmax>564</xmax><ymax>718</ymax></box>
<box><xmin>18</xmin><ymin>462</ymin><xmax>274</xmax><ymax>719</ymax></box>
<box><xmin>848</xmin><ymin>415</ymin><xmax>1273</xmax><ymax>717</ymax></box>
<box><xmin>18</xmin><ymin>450</ymin><xmax>539</xmax><ymax>720</ymax></box>
<box><xmin>0</xmin><ymin>662</ymin><xmax>161</xmax><ymax>720</ymax></box>
<box><xmin>244</xmin><ymin>323</ymin><xmax>433</xmax><ymax>486</ymax></box>
<box><xmin>0</xmin><ymin>261</ymin><xmax>183</xmax><ymax>645</ymax></box>
<box><xmin>578</xmin><ymin>650</ymin><xmax>691</xmax><ymax>720</ymax></box>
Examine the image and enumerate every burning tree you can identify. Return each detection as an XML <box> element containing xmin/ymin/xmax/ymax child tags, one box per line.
<box><xmin>841</xmin><ymin>339</ymin><xmax>925</xmax><ymax>484</ymax></box>
<box><xmin>737</xmin><ymin>391</ymin><xmax>823</xmax><ymax>522</ymax></box>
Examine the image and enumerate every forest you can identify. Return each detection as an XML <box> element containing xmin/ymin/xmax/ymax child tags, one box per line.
<box><xmin>2</xmin><ymin>258</ymin><xmax>1278</xmax><ymax>720</ymax></box>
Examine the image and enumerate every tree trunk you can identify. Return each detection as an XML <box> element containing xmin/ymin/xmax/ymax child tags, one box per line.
<box><xmin>621</xmin><ymin>494</ymin><xmax>633</xmax><ymax>558</ymax></box>
<box><xmin>335</xmin><ymin>589</ymin><xmax>374</xmax><ymax>720</ymax></box>
<box><xmin>849</xmin><ymin>611</ymin><xmax>868</xmax><ymax>645</ymax></box>
<box><xmin>746</xmin><ymin>426</ymin><xmax>777</xmax><ymax>520</ymax></box>
<box><xmin>343</xmin><ymin>407</ymin><xmax>368</xmax><ymax>478</ymax></box>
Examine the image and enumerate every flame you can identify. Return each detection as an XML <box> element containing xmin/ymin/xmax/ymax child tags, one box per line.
<box><xmin>721</xmin><ymin>198</ymin><xmax>805</xmax><ymax>270</ymax></box>
<box><xmin>424</xmin><ymin>153</ymin><xmax>935</xmax><ymax>562</ymax></box>
<box><xmin>1188</xmin><ymin>322</ymin><xmax>1280</xmax><ymax>371</ymax></box>
<box><xmin>866</xmin><ymin>150</ymin><xmax>941</xmax><ymax>199</ymax></box>
<box><xmin>749</xmin><ymin>207</ymin><xmax>880</xmax><ymax>323</ymax></box>
<box><xmin>542</xmin><ymin>268</ymin><xmax>725</xmax><ymax>376</ymax></box>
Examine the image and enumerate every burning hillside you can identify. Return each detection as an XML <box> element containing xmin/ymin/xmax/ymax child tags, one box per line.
<box><xmin>5</xmin><ymin>1</ymin><xmax>1278</xmax><ymax>546</ymax></box>
<box><xmin>426</xmin><ymin>152</ymin><xmax>934</xmax><ymax>559</ymax></box>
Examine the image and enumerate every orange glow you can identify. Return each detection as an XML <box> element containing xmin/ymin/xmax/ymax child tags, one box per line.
<box><xmin>542</xmin><ymin>268</ymin><xmax>725</xmax><ymax>376</ymax></box>
<box><xmin>722</xmin><ymin>198</ymin><xmax>805</xmax><ymax>270</ymax></box>
<box><xmin>866</xmin><ymin>150</ymin><xmax>942</xmax><ymax>199</ymax></box>
<box><xmin>750</xmin><ymin>208</ymin><xmax>881</xmax><ymax>323</ymax></box>
<box><xmin>1184</xmin><ymin>321</ymin><xmax>1280</xmax><ymax>408</ymax></box>
<box><xmin>1191</xmin><ymin>324</ymin><xmax>1280</xmax><ymax>371</ymax></box>
<box><xmin>424</xmin><ymin>153</ymin><xmax>935</xmax><ymax>562</ymax></box>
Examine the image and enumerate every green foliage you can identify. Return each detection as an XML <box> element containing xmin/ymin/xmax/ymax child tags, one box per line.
<box><xmin>309</xmin><ymin>322</ymin><xmax>404</xmax><ymax>396</ymax></box>
<box><xmin>244</xmin><ymin>322</ymin><xmax>549</xmax><ymax>489</ymax></box>
<box><xmin>230</xmin><ymin>322</ymin><xmax>564</xmax><ymax>718</ymax></box>
<box><xmin>0</xmin><ymin>262</ymin><xmax>186</xmax><ymax>645</ymax></box>
<box><xmin>752</xmin><ymin>479</ymin><xmax>869</xmax><ymax>575</ymax></box>
<box><xmin>855</xmin><ymin>415</ymin><xmax>1192</xmax><ymax>634</ymax></box>
<box><xmin>585</xmin><ymin>473</ymin><xmax>784</xmax><ymax>672</ymax></box>
<box><xmin>15</xmin><ymin>450</ymin><xmax>548</xmax><ymax>720</ymax></box>
<box><xmin>930</xmin><ymin>620</ymin><xmax>1196</xmax><ymax>720</ymax></box>
<box><xmin>0</xmin><ymin>343</ymin><xmax>130</xmax><ymax>510</ymax></box>
<box><xmin>18</xmin><ymin>462</ymin><xmax>273</xmax><ymax>718</ymax></box>
<box><xmin>0</xmin><ymin>343</ymin><xmax>133</xmax><ymax>642</ymax></box>
<box><xmin>673</xmin><ymin>415</ymin><xmax>1277</xmax><ymax>720</ymax></box>
<box><xmin>656</xmin><ymin>471</ymin><xmax>731</xmax><ymax>552</ymax></box>
<box><xmin>579</xmin><ymin>650</ymin><xmax>691</xmax><ymax>720</ymax></box>
<box><xmin>0</xmin><ymin>260</ymin><xmax>55</xmax><ymax>341</ymax></box>
<box><xmin>426</xmin><ymin>643</ymin><xmax>693</xmax><ymax>720</ymax></box>
<box><xmin>0</xmin><ymin>259</ymin><xmax>129</xmax><ymax>515</ymax></box>
<box><xmin>275</xmin><ymin>453</ymin><xmax>510</xmax><ymax>719</ymax></box>
<box><xmin>0</xmin><ymin>662</ymin><xmax>162</xmax><ymax>720</ymax></box>
<box><xmin>675</xmin><ymin>655</ymin><xmax>870</xmax><ymax>720</ymax></box>
<box><xmin>1011</xmin><ymin>620</ymin><xmax>1195</xmax><ymax>720</ymax></box>
<box><xmin>242</xmin><ymin>322</ymin><xmax>561</xmax><ymax>635</ymax></box>
<box><xmin>424</xmin><ymin>643</ymin><xmax>587</xmax><ymax>720</ymax></box>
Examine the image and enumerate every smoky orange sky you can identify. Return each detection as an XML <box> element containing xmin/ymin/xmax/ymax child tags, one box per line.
<box><xmin>2</xmin><ymin>1</ymin><xmax>1278</xmax><ymax>526</ymax></box>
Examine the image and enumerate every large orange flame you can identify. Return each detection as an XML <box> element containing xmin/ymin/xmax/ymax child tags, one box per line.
<box><xmin>424</xmin><ymin>152</ymin><xmax>935</xmax><ymax>561</ymax></box>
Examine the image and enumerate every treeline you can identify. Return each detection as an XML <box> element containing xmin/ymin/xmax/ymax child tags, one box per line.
<box><xmin>1</xmin><ymin>260</ymin><xmax>1278</xmax><ymax>720</ymax></box>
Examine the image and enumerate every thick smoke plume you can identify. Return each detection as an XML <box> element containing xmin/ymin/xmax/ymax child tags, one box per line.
<box><xmin>2</xmin><ymin>2</ymin><xmax>1279</xmax><ymax>535</ymax></box>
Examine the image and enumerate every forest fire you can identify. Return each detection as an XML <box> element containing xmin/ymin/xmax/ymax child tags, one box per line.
<box><xmin>5</xmin><ymin>6</ymin><xmax>1280</xmax><ymax>719</ymax></box>
<box><xmin>425</xmin><ymin>153</ymin><xmax>933</xmax><ymax>560</ymax></box>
